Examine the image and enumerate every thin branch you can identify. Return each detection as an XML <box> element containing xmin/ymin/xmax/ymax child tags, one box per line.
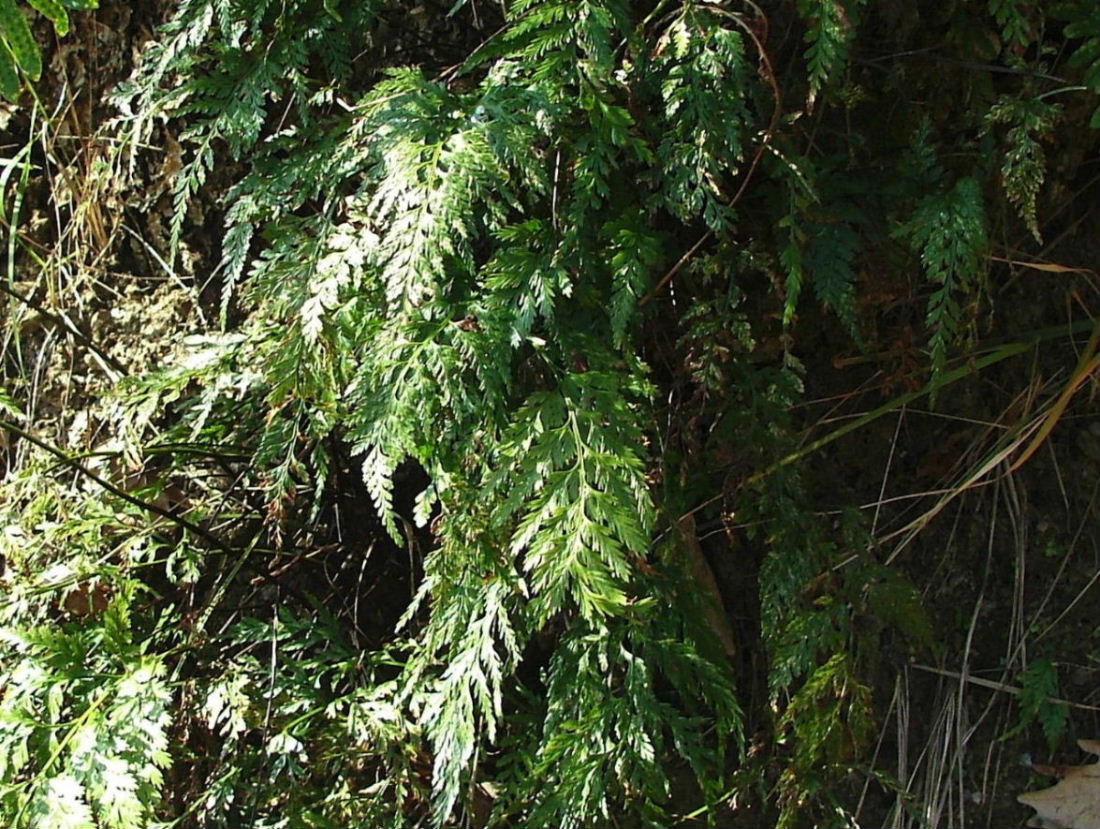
<box><xmin>0</xmin><ymin>280</ymin><xmax>126</xmax><ymax>377</ymax></box>
<box><xmin>0</xmin><ymin>416</ymin><xmax>231</xmax><ymax>553</ymax></box>
<box><xmin>910</xmin><ymin>663</ymin><xmax>1100</xmax><ymax>712</ymax></box>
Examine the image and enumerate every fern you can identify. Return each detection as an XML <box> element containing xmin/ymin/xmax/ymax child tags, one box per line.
<box><xmin>778</xmin><ymin>156</ymin><xmax>862</xmax><ymax>337</ymax></box>
<box><xmin>1054</xmin><ymin>0</ymin><xmax>1100</xmax><ymax>126</ymax></box>
<box><xmin>417</xmin><ymin>576</ymin><xmax>521</xmax><ymax>823</ymax></box>
<box><xmin>985</xmin><ymin>95</ymin><xmax>1060</xmax><ymax>242</ymax></box>
<box><xmin>805</xmin><ymin>220</ymin><xmax>860</xmax><ymax>335</ymax></box>
<box><xmin>1</xmin><ymin>610</ymin><xmax>172</xmax><ymax>829</ymax></box>
<box><xmin>111</xmin><ymin>0</ymin><xmax>378</xmax><ymax>264</ymax></box>
<box><xmin>525</xmin><ymin>617</ymin><xmax>738</xmax><ymax>828</ymax></box>
<box><xmin>1</xmin><ymin>0</ymin><xmax>1090</xmax><ymax>826</ymax></box>
<box><xmin>989</xmin><ymin>0</ymin><xmax>1033</xmax><ymax>48</ymax></box>
<box><xmin>782</xmin><ymin>212</ymin><xmax>861</xmax><ymax>336</ymax></box>
<box><xmin>896</xmin><ymin>176</ymin><xmax>988</xmax><ymax>382</ymax></box>
<box><xmin>796</xmin><ymin>0</ymin><xmax>865</xmax><ymax>105</ymax></box>
<box><xmin>487</xmin><ymin>371</ymin><xmax>653</xmax><ymax>623</ymax></box>
<box><xmin>775</xmin><ymin>652</ymin><xmax>873</xmax><ymax>828</ymax></box>
<box><xmin>655</xmin><ymin>8</ymin><xmax>752</xmax><ymax>231</ymax></box>
<box><xmin>1001</xmin><ymin>658</ymin><xmax>1070</xmax><ymax>751</ymax></box>
<box><xmin>605</xmin><ymin>211</ymin><xmax>661</xmax><ymax>349</ymax></box>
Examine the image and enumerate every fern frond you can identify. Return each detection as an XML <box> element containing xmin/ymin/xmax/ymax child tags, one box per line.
<box><xmin>1056</xmin><ymin>0</ymin><xmax>1100</xmax><ymax>125</ymax></box>
<box><xmin>896</xmin><ymin>176</ymin><xmax>988</xmax><ymax>381</ymax></box>
<box><xmin>656</xmin><ymin>11</ymin><xmax>751</xmax><ymax>231</ymax></box>
<box><xmin>491</xmin><ymin>370</ymin><xmax>652</xmax><ymax>623</ymax></box>
<box><xmin>796</xmin><ymin>0</ymin><xmax>865</xmax><ymax>104</ymax></box>
<box><xmin>986</xmin><ymin>96</ymin><xmax>1060</xmax><ymax>242</ymax></box>
<box><xmin>805</xmin><ymin>221</ymin><xmax>860</xmax><ymax>337</ymax></box>
<box><xmin>989</xmin><ymin>0</ymin><xmax>1034</xmax><ymax>47</ymax></box>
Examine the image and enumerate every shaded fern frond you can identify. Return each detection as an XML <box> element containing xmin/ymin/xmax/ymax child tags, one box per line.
<box><xmin>1053</xmin><ymin>2</ymin><xmax>1099</xmax><ymax>125</ymax></box>
<box><xmin>655</xmin><ymin>9</ymin><xmax>752</xmax><ymax>231</ymax></box>
<box><xmin>796</xmin><ymin>0</ymin><xmax>865</xmax><ymax>104</ymax></box>
<box><xmin>985</xmin><ymin>95</ymin><xmax>1060</xmax><ymax>242</ymax></box>
<box><xmin>896</xmin><ymin>176</ymin><xmax>988</xmax><ymax>382</ymax></box>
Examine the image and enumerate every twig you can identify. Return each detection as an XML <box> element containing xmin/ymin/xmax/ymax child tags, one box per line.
<box><xmin>0</xmin><ymin>416</ymin><xmax>230</xmax><ymax>553</ymax></box>
<box><xmin>0</xmin><ymin>280</ymin><xmax>126</xmax><ymax>377</ymax></box>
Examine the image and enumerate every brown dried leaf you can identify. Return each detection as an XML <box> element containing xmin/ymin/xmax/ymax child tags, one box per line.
<box><xmin>1017</xmin><ymin>739</ymin><xmax>1100</xmax><ymax>829</ymax></box>
<box><xmin>61</xmin><ymin>581</ymin><xmax>111</xmax><ymax>618</ymax></box>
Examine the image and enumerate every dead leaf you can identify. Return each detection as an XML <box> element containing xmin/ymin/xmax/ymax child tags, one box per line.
<box><xmin>989</xmin><ymin>255</ymin><xmax>1098</xmax><ymax>276</ymax></box>
<box><xmin>62</xmin><ymin>581</ymin><xmax>111</xmax><ymax>618</ymax></box>
<box><xmin>1018</xmin><ymin>739</ymin><xmax>1100</xmax><ymax>829</ymax></box>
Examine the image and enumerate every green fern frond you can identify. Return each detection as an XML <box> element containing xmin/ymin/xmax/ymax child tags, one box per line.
<box><xmin>806</xmin><ymin>221</ymin><xmax>860</xmax><ymax>336</ymax></box>
<box><xmin>796</xmin><ymin>0</ymin><xmax>865</xmax><ymax>104</ymax></box>
<box><xmin>1054</xmin><ymin>1</ymin><xmax>1100</xmax><ymax>125</ymax></box>
<box><xmin>492</xmin><ymin>370</ymin><xmax>652</xmax><ymax>623</ymax></box>
<box><xmin>776</xmin><ymin>652</ymin><xmax>873</xmax><ymax>827</ymax></box>
<box><xmin>1</xmin><ymin>617</ymin><xmax>172</xmax><ymax>829</ymax></box>
<box><xmin>1000</xmin><ymin>658</ymin><xmax>1070</xmax><ymax>750</ymax></box>
<box><xmin>986</xmin><ymin>96</ymin><xmax>1060</xmax><ymax>241</ymax></box>
<box><xmin>989</xmin><ymin>0</ymin><xmax>1033</xmax><ymax>47</ymax></box>
<box><xmin>896</xmin><ymin>176</ymin><xmax>988</xmax><ymax>381</ymax></box>
<box><xmin>656</xmin><ymin>10</ymin><xmax>751</xmax><ymax>231</ymax></box>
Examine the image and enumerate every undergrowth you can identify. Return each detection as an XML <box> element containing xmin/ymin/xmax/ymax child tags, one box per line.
<box><xmin>1</xmin><ymin>0</ymin><xmax>1097</xmax><ymax>827</ymax></box>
